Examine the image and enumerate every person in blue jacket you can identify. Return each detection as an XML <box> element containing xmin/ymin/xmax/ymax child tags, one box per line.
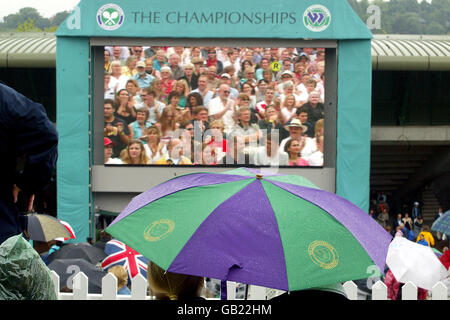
<box><xmin>0</xmin><ymin>82</ymin><xmax>58</xmax><ymax>245</ymax></box>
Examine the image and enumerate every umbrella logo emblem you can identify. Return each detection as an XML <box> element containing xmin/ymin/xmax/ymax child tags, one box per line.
<box><xmin>308</xmin><ymin>240</ymin><xmax>339</xmax><ymax>270</ymax></box>
<box><xmin>97</xmin><ymin>4</ymin><xmax>124</xmax><ymax>30</ymax></box>
<box><xmin>143</xmin><ymin>219</ymin><xmax>175</xmax><ymax>242</ymax></box>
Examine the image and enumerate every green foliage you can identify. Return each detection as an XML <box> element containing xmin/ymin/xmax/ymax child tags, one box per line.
<box><xmin>0</xmin><ymin>7</ymin><xmax>70</xmax><ymax>32</ymax></box>
<box><xmin>347</xmin><ymin>0</ymin><xmax>450</xmax><ymax>35</ymax></box>
<box><xmin>16</xmin><ymin>18</ymin><xmax>42</xmax><ymax>32</ymax></box>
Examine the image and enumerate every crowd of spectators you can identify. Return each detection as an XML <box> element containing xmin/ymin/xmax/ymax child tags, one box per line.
<box><xmin>103</xmin><ymin>45</ymin><xmax>325</xmax><ymax>166</ymax></box>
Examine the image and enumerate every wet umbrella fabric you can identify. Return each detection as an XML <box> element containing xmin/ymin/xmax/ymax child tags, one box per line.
<box><xmin>46</xmin><ymin>242</ymin><xmax>107</xmax><ymax>265</ymax></box>
<box><xmin>47</xmin><ymin>258</ymin><xmax>107</xmax><ymax>294</ymax></box>
<box><xmin>26</xmin><ymin>213</ymin><xmax>71</xmax><ymax>242</ymax></box>
<box><xmin>431</xmin><ymin>210</ymin><xmax>450</xmax><ymax>236</ymax></box>
<box><xmin>386</xmin><ymin>237</ymin><xmax>448</xmax><ymax>291</ymax></box>
<box><xmin>106</xmin><ymin>168</ymin><xmax>391</xmax><ymax>292</ymax></box>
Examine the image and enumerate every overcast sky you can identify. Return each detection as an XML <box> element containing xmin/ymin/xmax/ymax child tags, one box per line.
<box><xmin>0</xmin><ymin>0</ymin><xmax>80</xmax><ymax>20</ymax></box>
<box><xmin>0</xmin><ymin>0</ymin><xmax>434</xmax><ymax>20</ymax></box>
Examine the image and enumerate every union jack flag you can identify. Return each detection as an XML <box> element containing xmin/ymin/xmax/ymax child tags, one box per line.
<box><xmin>101</xmin><ymin>239</ymin><xmax>148</xmax><ymax>284</ymax></box>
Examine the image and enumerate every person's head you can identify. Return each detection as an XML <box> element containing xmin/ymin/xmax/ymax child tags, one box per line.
<box><xmin>108</xmin><ymin>265</ymin><xmax>128</xmax><ymax>289</ymax></box>
<box><xmin>285</xmin><ymin>119</ymin><xmax>307</xmax><ymax>138</ymax></box>
<box><xmin>167</xmin><ymin>91</ymin><xmax>181</xmax><ymax>106</ymax></box>
<box><xmin>126</xmin><ymin>79</ymin><xmax>139</xmax><ymax>95</ymax></box>
<box><xmin>264</xmin><ymin>88</ymin><xmax>274</xmax><ymax>103</ymax></box>
<box><xmin>136</xmin><ymin>60</ymin><xmax>146</xmax><ymax>75</ymax></box>
<box><xmin>281</xmin><ymin>69</ymin><xmax>293</xmax><ymax>82</ymax></box>
<box><xmin>257</xmin><ymin>79</ymin><xmax>269</xmax><ymax>93</ymax></box>
<box><xmin>220</xmin><ymin>73</ymin><xmax>232</xmax><ymax>85</ymax></box>
<box><xmin>197</xmin><ymin>75</ymin><xmax>208</xmax><ymax>91</ymax></box>
<box><xmin>207</xmin><ymin>48</ymin><xmax>217</xmax><ymax>60</ymax></box>
<box><xmin>207</xmin><ymin>65</ymin><xmax>217</xmax><ymax>79</ymax></box>
<box><xmin>175</xmin><ymin>79</ymin><xmax>189</xmax><ymax>95</ymax></box>
<box><xmin>218</xmin><ymin>84</ymin><xmax>231</xmax><ymax>100</ymax></box>
<box><xmin>241</xmin><ymin>59</ymin><xmax>253</xmax><ymax>72</ymax></box>
<box><xmin>110</xmin><ymin>61</ymin><xmax>122</xmax><ymax>76</ymax></box>
<box><xmin>397</xmin><ymin>213</ymin><xmax>402</xmax><ymax>219</ymax></box>
<box><xmin>144</xmin><ymin>57</ymin><xmax>154</xmax><ymax>73</ymax></box>
<box><xmin>131</xmin><ymin>46</ymin><xmax>143</xmax><ymax>57</ymax></box>
<box><xmin>260</xmin><ymin>58</ymin><xmax>270</xmax><ymax>70</ymax></box>
<box><xmin>123</xmin><ymin>140</ymin><xmax>148</xmax><ymax>164</ymax></box>
<box><xmin>169</xmin><ymin>53</ymin><xmax>180</xmax><ymax>67</ymax></box>
<box><xmin>262</xmin><ymin>69</ymin><xmax>272</xmax><ymax>83</ymax></box>
<box><xmin>414</xmin><ymin>202</ymin><xmax>419</xmax><ymax>207</ymax></box>
<box><xmin>316</xmin><ymin>60</ymin><xmax>325</xmax><ymax>75</ymax></box>
<box><xmin>316</xmin><ymin>50</ymin><xmax>325</xmax><ymax>62</ymax></box>
<box><xmin>244</xmin><ymin>67</ymin><xmax>255</xmax><ymax>79</ymax></box>
<box><xmin>147</xmin><ymin>261</ymin><xmax>204</xmax><ymax>300</ymax></box>
<box><xmin>298</xmin><ymin>110</ymin><xmax>308</xmax><ymax>123</ymax></box>
<box><xmin>104</xmin><ymin>137</ymin><xmax>114</xmax><ymax>161</ymax></box>
<box><xmin>237</xmin><ymin>106</ymin><xmax>251</xmax><ymax>123</ymax></box>
<box><xmin>283</xmin><ymin>93</ymin><xmax>296</xmax><ymax>108</ymax></box>
<box><xmin>236</xmin><ymin>93</ymin><xmax>250</xmax><ymax>107</ymax></box>
<box><xmin>104</xmin><ymin>49</ymin><xmax>110</xmax><ymax>61</ymax></box>
<box><xmin>265</xmin><ymin>106</ymin><xmax>278</xmax><ymax>121</ymax></box>
<box><xmin>183</xmin><ymin>63</ymin><xmax>195</xmax><ymax>77</ymax></box>
<box><xmin>155</xmin><ymin>49</ymin><xmax>166</xmax><ymax>63</ymax></box>
<box><xmin>264</xmin><ymin>133</ymin><xmax>280</xmax><ymax>154</ymax></box>
<box><xmin>187</xmin><ymin>92</ymin><xmax>203</xmax><ymax>109</ymax></box>
<box><xmin>241</xmin><ymin>82</ymin><xmax>254</xmax><ymax>96</ymax></box>
<box><xmin>146</xmin><ymin>126</ymin><xmax>161</xmax><ymax>144</ymax></box>
<box><xmin>192</xmin><ymin>106</ymin><xmax>208</xmax><ymax>122</ymax></box>
<box><xmin>104</xmin><ymin>99</ymin><xmax>116</xmax><ymax>119</ymax></box>
<box><xmin>160</xmin><ymin>66</ymin><xmax>172</xmax><ymax>79</ymax></box>
<box><xmin>306</xmin><ymin>79</ymin><xmax>317</xmax><ymax>93</ymax></box>
<box><xmin>116</xmin><ymin>89</ymin><xmax>130</xmax><ymax>105</ymax></box>
<box><xmin>141</xmin><ymin>87</ymin><xmax>157</xmax><ymax>104</ymax></box>
<box><xmin>308</xmin><ymin>91</ymin><xmax>321</xmax><ymax>105</ymax></box>
<box><xmin>284</xmin><ymin>138</ymin><xmax>301</xmax><ymax>156</ymax></box>
<box><xmin>136</xmin><ymin>109</ymin><xmax>150</xmax><ymax>124</ymax></box>
<box><xmin>112</xmin><ymin>46</ymin><xmax>122</xmax><ymax>60</ymax></box>
<box><xmin>168</xmin><ymin>138</ymin><xmax>184</xmax><ymax>158</ymax></box>
<box><xmin>314</xmin><ymin>119</ymin><xmax>324</xmax><ymax>137</ymax></box>
<box><xmin>210</xmin><ymin>119</ymin><xmax>225</xmax><ymax>134</ymax></box>
<box><xmin>423</xmin><ymin>225</ymin><xmax>430</xmax><ymax>232</ymax></box>
<box><xmin>125</xmin><ymin>56</ymin><xmax>137</xmax><ymax>70</ymax></box>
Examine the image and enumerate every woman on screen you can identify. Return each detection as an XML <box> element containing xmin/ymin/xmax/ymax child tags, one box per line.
<box><xmin>121</xmin><ymin>140</ymin><xmax>151</xmax><ymax>165</ymax></box>
<box><xmin>284</xmin><ymin>138</ymin><xmax>309</xmax><ymax>167</ymax></box>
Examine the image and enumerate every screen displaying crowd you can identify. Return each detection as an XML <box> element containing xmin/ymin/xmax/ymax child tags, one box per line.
<box><xmin>103</xmin><ymin>45</ymin><xmax>325</xmax><ymax>167</ymax></box>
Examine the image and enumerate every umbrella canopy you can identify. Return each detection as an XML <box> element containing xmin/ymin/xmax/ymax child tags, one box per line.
<box><xmin>101</xmin><ymin>239</ymin><xmax>149</xmax><ymax>285</ymax></box>
<box><xmin>55</xmin><ymin>220</ymin><xmax>76</xmax><ymax>242</ymax></box>
<box><xmin>386</xmin><ymin>237</ymin><xmax>448</xmax><ymax>291</ymax></box>
<box><xmin>431</xmin><ymin>210</ymin><xmax>450</xmax><ymax>236</ymax></box>
<box><xmin>26</xmin><ymin>213</ymin><xmax>71</xmax><ymax>242</ymax></box>
<box><xmin>47</xmin><ymin>258</ymin><xmax>107</xmax><ymax>294</ymax></box>
<box><xmin>46</xmin><ymin>242</ymin><xmax>107</xmax><ymax>265</ymax></box>
<box><xmin>106</xmin><ymin>168</ymin><xmax>391</xmax><ymax>292</ymax></box>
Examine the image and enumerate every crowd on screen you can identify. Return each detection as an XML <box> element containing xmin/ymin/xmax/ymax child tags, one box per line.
<box><xmin>103</xmin><ymin>45</ymin><xmax>325</xmax><ymax>166</ymax></box>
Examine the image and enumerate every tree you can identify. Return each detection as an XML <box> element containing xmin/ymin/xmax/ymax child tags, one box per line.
<box><xmin>16</xmin><ymin>18</ymin><xmax>42</xmax><ymax>32</ymax></box>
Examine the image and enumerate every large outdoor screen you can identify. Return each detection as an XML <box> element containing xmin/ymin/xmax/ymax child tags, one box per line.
<box><xmin>102</xmin><ymin>45</ymin><xmax>326</xmax><ymax>167</ymax></box>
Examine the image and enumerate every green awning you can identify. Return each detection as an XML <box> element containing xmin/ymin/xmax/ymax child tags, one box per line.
<box><xmin>1</xmin><ymin>32</ymin><xmax>449</xmax><ymax>71</ymax></box>
<box><xmin>372</xmin><ymin>34</ymin><xmax>450</xmax><ymax>71</ymax></box>
<box><xmin>0</xmin><ymin>32</ymin><xmax>56</xmax><ymax>68</ymax></box>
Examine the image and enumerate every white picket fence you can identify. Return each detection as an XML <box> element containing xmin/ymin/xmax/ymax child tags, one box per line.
<box><xmin>50</xmin><ymin>271</ymin><xmax>449</xmax><ymax>300</ymax></box>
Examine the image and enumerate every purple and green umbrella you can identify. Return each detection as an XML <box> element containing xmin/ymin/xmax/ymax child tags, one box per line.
<box><xmin>106</xmin><ymin>168</ymin><xmax>391</xmax><ymax>292</ymax></box>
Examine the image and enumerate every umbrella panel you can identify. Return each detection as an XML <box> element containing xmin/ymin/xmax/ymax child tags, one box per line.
<box><xmin>262</xmin><ymin>181</ymin><xmax>376</xmax><ymax>290</ymax></box>
<box><xmin>47</xmin><ymin>258</ymin><xmax>107</xmax><ymax>293</ymax></box>
<box><xmin>107</xmin><ymin>179</ymin><xmax>254</xmax><ymax>270</ymax></box>
<box><xmin>27</xmin><ymin>214</ymin><xmax>71</xmax><ymax>242</ymax></box>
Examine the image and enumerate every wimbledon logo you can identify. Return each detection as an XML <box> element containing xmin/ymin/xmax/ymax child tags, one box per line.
<box><xmin>303</xmin><ymin>5</ymin><xmax>331</xmax><ymax>32</ymax></box>
<box><xmin>97</xmin><ymin>4</ymin><xmax>125</xmax><ymax>30</ymax></box>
